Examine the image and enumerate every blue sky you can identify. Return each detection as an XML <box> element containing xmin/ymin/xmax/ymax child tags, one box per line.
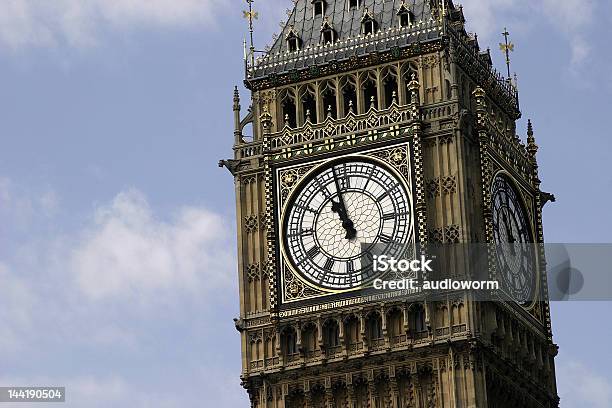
<box><xmin>0</xmin><ymin>0</ymin><xmax>611</xmax><ymax>407</ymax></box>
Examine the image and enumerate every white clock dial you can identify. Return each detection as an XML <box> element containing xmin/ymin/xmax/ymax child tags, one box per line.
<box><xmin>282</xmin><ymin>158</ymin><xmax>413</xmax><ymax>290</ymax></box>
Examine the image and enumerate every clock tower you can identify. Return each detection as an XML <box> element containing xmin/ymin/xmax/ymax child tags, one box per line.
<box><xmin>221</xmin><ymin>1</ymin><xmax>559</xmax><ymax>407</ymax></box>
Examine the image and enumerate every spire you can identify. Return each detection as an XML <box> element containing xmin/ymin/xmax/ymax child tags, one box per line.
<box><xmin>233</xmin><ymin>86</ymin><xmax>240</xmax><ymax>110</ymax></box>
<box><xmin>499</xmin><ymin>28</ymin><xmax>515</xmax><ymax>79</ymax></box>
<box><xmin>243</xmin><ymin>0</ymin><xmax>258</xmax><ymax>68</ymax></box>
<box><xmin>526</xmin><ymin>119</ymin><xmax>538</xmax><ymax>158</ymax></box>
<box><xmin>233</xmin><ymin>86</ymin><xmax>242</xmax><ymax>145</ymax></box>
<box><xmin>408</xmin><ymin>73</ymin><xmax>420</xmax><ymax>106</ymax></box>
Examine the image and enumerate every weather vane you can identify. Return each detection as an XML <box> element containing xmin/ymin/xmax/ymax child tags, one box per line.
<box><xmin>499</xmin><ymin>27</ymin><xmax>514</xmax><ymax>78</ymax></box>
<box><xmin>243</xmin><ymin>0</ymin><xmax>258</xmax><ymax>67</ymax></box>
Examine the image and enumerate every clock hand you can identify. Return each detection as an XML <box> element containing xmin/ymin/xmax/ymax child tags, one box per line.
<box><xmin>502</xmin><ymin>212</ymin><xmax>516</xmax><ymax>255</ymax></box>
<box><xmin>331</xmin><ymin>167</ymin><xmax>357</xmax><ymax>240</ymax></box>
<box><xmin>331</xmin><ymin>200</ymin><xmax>357</xmax><ymax>240</ymax></box>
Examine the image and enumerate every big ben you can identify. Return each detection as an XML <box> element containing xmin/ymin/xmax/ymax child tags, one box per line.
<box><xmin>220</xmin><ymin>0</ymin><xmax>559</xmax><ymax>406</ymax></box>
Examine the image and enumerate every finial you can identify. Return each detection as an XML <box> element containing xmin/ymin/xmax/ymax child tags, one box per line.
<box><xmin>527</xmin><ymin>119</ymin><xmax>533</xmax><ymax>137</ymax></box>
<box><xmin>473</xmin><ymin>87</ymin><xmax>486</xmax><ymax>114</ymax></box>
<box><xmin>408</xmin><ymin>73</ymin><xmax>420</xmax><ymax>105</ymax></box>
<box><xmin>306</xmin><ymin>109</ymin><xmax>311</xmax><ymax>122</ymax></box>
<box><xmin>260</xmin><ymin>104</ymin><xmax>273</xmax><ymax>132</ymax></box>
<box><xmin>348</xmin><ymin>100</ymin><xmax>354</xmax><ymax>113</ymax></box>
<box><xmin>527</xmin><ymin>119</ymin><xmax>538</xmax><ymax>158</ymax></box>
<box><xmin>327</xmin><ymin>105</ymin><xmax>332</xmax><ymax>117</ymax></box>
<box><xmin>243</xmin><ymin>0</ymin><xmax>259</xmax><ymax>67</ymax></box>
<box><xmin>513</xmin><ymin>73</ymin><xmax>519</xmax><ymax>90</ymax></box>
<box><xmin>499</xmin><ymin>27</ymin><xmax>515</xmax><ymax>78</ymax></box>
<box><xmin>233</xmin><ymin>86</ymin><xmax>241</xmax><ymax>112</ymax></box>
<box><xmin>284</xmin><ymin>113</ymin><xmax>290</xmax><ymax>127</ymax></box>
<box><xmin>472</xmin><ymin>86</ymin><xmax>486</xmax><ymax>99</ymax></box>
<box><xmin>391</xmin><ymin>91</ymin><xmax>397</xmax><ymax>105</ymax></box>
<box><xmin>370</xmin><ymin>96</ymin><xmax>376</xmax><ymax>110</ymax></box>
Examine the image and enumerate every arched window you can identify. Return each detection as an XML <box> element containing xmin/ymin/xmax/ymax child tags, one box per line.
<box><xmin>322</xmin><ymin>27</ymin><xmax>335</xmax><ymax>44</ymax></box>
<box><xmin>437</xmin><ymin>306</ymin><xmax>449</xmax><ymax>327</ymax></box>
<box><xmin>287</xmin><ymin>36</ymin><xmax>300</xmax><ymax>52</ymax></box>
<box><xmin>323</xmin><ymin>320</ymin><xmax>340</xmax><ymax>348</ymax></box>
<box><xmin>411</xmin><ymin>305</ymin><xmax>427</xmax><ymax>335</ymax></box>
<box><xmin>313</xmin><ymin>0</ymin><xmax>326</xmax><ymax>17</ymax></box>
<box><xmin>302</xmin><ymin>323</ymin><xmax>318</xmax><ymax>358</ymax></box>
<box><xmin>451</xmin><ymin>303</ymin><xmax>465</xmax><ymax>325</ymax></box>
<box><xmin>340</xmin><ymin>75</ymin><xmax>357</xmax><ymax>117</ymax></box>
<box><xmin>299</xmin><ymin>84</ymin><xmax>317</xmax><ymax>124</ymax></box>
<box><xmin>286</xmin><ymin>28</ymin><xmax>301</xmax><ymax>52</ymax></box>
<box><xmin>397</xmin><ymin>3</ymin><xmax>414</xmax><ymax>28</ymax></box>
<box><xmin>264</xmin><ymin>333</ymin><xmax>276</xmax><ymax>364</ymax></box>
<box><xmin>362</xmin><ymin>18</ymin><xmax>377</xmax><ymax>35</ymax></box>
<box><xmin>320</xmin><ymin>18</ymin><xmax>336</xmax><ymax>45</ymax></box>
<box><xmin>387</xmin><ymin>308</ymin><xmax>404</xmax><ymax>344</ymax></box>
<box><xmin>445</xmin><ymin>79</ymin><xmax>452</xmax><ymax>100</ymax></box>
<box><xmin>282</xmin><ymin>327</ymin><xmax>298</xmax><ymax>357</ymax></box>
<box><xmin>344</xmin><ymin>315</ymin><xmax>360</xmax><ymax>347</ymax></box>
<box><xmin>360</xmin><ymin>71</ymin><xmax>378</xmax><ymax>112</ymax></box>
<box><xmin>279</xmin><ymin>88</ymin><xmax>297</xmax><ymax>128</ymax></box>
<box><xmin>320</xmin><ymin>80</ymin><xmax>337</xmax><ymax>119</ymax></box>
<box><xmin>366</xmin><ymin>312</ymin><xmax>383</xmax><ymax>340</ymax></box>
<box><xmin>381</xmin><ymin>66</ymin><xmax>399</xmax><ymax>108</ymax></box>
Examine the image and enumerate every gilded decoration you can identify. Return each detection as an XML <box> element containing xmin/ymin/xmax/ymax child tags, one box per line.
<box><xmin>269</xmin><ymin>102</ymin><xmax>414</xmax><ymax>160</ymax></box>
<box><xmin>370</xmin><ymin>145</ymin><xmax>412</xmax><ymax>180</ymax></box>
<box><xmin>441</xmin><ymin>175</ymin><xmax>457</xmax><ymax>195</ymax></box>
<box><xmin>275</xmin><ymin>143</ymin><xmax>416</xmax><ymax>305</ymax></box>
<box><xmin>278</xmin><ymin>164</ymin><xmax>316</xmax><ymax>202</ymax></box>
<box><xmin>245</xmin><ymin>214</ymin><xmax>259</xmax><ymax>233</ymax></box>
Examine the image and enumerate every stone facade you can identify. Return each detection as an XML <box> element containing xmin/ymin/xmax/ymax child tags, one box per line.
<box><xmin>221</xmin><ymin>1</ymin><xmax>559</xmax><ymax>407</ymax></box>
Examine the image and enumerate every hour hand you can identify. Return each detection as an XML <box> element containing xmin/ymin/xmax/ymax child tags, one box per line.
<box><xmin>331</xmin><ymin>200</ymin><xmax>357</xmax><ymax>239</ymax></box>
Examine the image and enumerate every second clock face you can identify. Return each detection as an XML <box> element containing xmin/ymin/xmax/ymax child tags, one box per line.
<box><xmin>491</xmin><ymin>174</ymin><xmax>536</xmax><ymax>304</ymax></box>
<box><xmin>282</xmin><ymin>158</ymin><xmax>413</xmax><ymax>291</ymax></box>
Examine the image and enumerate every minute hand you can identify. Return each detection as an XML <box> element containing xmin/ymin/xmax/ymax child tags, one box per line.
<box><xmin>331</xmin><ymin>167</ymin><xmax>357</xmax><ymax>239</ymax></box>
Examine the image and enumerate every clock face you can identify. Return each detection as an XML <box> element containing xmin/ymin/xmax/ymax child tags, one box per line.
<box><xmin>491</xmin><ymin>174</ymin><xmax>536</xmax><ymax>304</ymax></box>
<box><xmin>282</xmin><ymin>158</ymin><xmax>413</xmax><ymax>291</ymax></box>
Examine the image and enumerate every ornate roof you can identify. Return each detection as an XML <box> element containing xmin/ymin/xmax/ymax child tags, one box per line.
<box><xmin>250</xmin><ymin>0</ymin><xmax>447</xmax><ymax>80</ymax></box>
<box><xmin>274</xmin><ymin>0</ymin><xmax>437</xmax><ymax>53</ymax></box>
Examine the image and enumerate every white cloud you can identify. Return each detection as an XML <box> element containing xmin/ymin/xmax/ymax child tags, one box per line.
<box><xmin>0</xmin><ymin>176</ymin><xmax>59</xmax><ymax>231</ymax></box>
<box><xmin>458</xmin><ymin>0</ymin><xmax>526</xmax><ymax>41</ymax></box>
<box><xmin>70</xmin><ymin>189</ymin><xmax>233</xmax><ymax>301</ymax></box>
<box><xmin>457</xmin><ymin>0</ymin><xmax>595</xmax><ymax>76</ymax></box>
<box><xmin>0</xmin><ymin>185</ymin><xmax>243</xmax><ymax>406</ymax></box>
<box><xmin>0</xmin><ymin>262</ymin><xmax>36</xmax><ymax>351</ymax></box>
<box><xmin>557</xmin><ymin>360</ymin><xmax>612</xmax><ymax>408</ymax></box>
<box><xmin>0</xmin><ymin>0</ymin><xmax>225</xmax><ymax>50</ymax></box>
<box><xmin>541</xmin><ymin>0</ymin><xmax>594</xmax><ymax>32</ymax></box>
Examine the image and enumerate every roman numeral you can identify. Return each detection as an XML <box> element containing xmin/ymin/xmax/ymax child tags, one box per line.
<box><xmin>383</xmin><ymin>213</ymin><xmax>396</xmax><ymax>221</ymax></box>
<box><xmin>347</xmin><ymin>260</ymin><xmax>355</xmax><ymax>274</ymax></box>
<box><xmin>340</xmin><ymin>164</ymin><xmax>351</xmax><ymax>189</ymax></box>
<box><xmin>307</xmin><ymin>246</ymin><xmax>320</xmax><ymax>259</ymax></box>
<box><xmin>288</xmin><ymin>228</ymin><xmax>313</xmax><ymax>238</ymax></box>
<box><xmin>379</xmin><ymin>233</ymin><xmax>392</xmax><ymax>244</ymax></box>
<box><xmin>377</xmin><ymin>191</ymin><xmax>389</xmax><ymax>201</ymax></box>
<box><xmin>314</xmin><ymin>177</ymin><xmax>332</xmax><ymax>199</ymax></box>
<box><xmin>324</xmin><ymin>258</ymin><xmax>335</xmax><ymax>271</ymax></box>
<box><xmin>363</xmin><ymin>166</ymin><xmax>375</xmax><ymax>190</ymax></box>
<box><xmin>294</xmin><ymin>204</ymin><xmax>317</xmax><ymax>214</ymax></box>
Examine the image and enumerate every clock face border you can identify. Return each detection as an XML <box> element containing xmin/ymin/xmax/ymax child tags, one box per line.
<box><xmin>274</xmin><ymin>144</ymin><xmax>417</xmax><ymax>307</ymax></box>
<box><xmin>490</xmin><ymin>170</ymin><xmax>540</xmax><ymax>309</ymax></box>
